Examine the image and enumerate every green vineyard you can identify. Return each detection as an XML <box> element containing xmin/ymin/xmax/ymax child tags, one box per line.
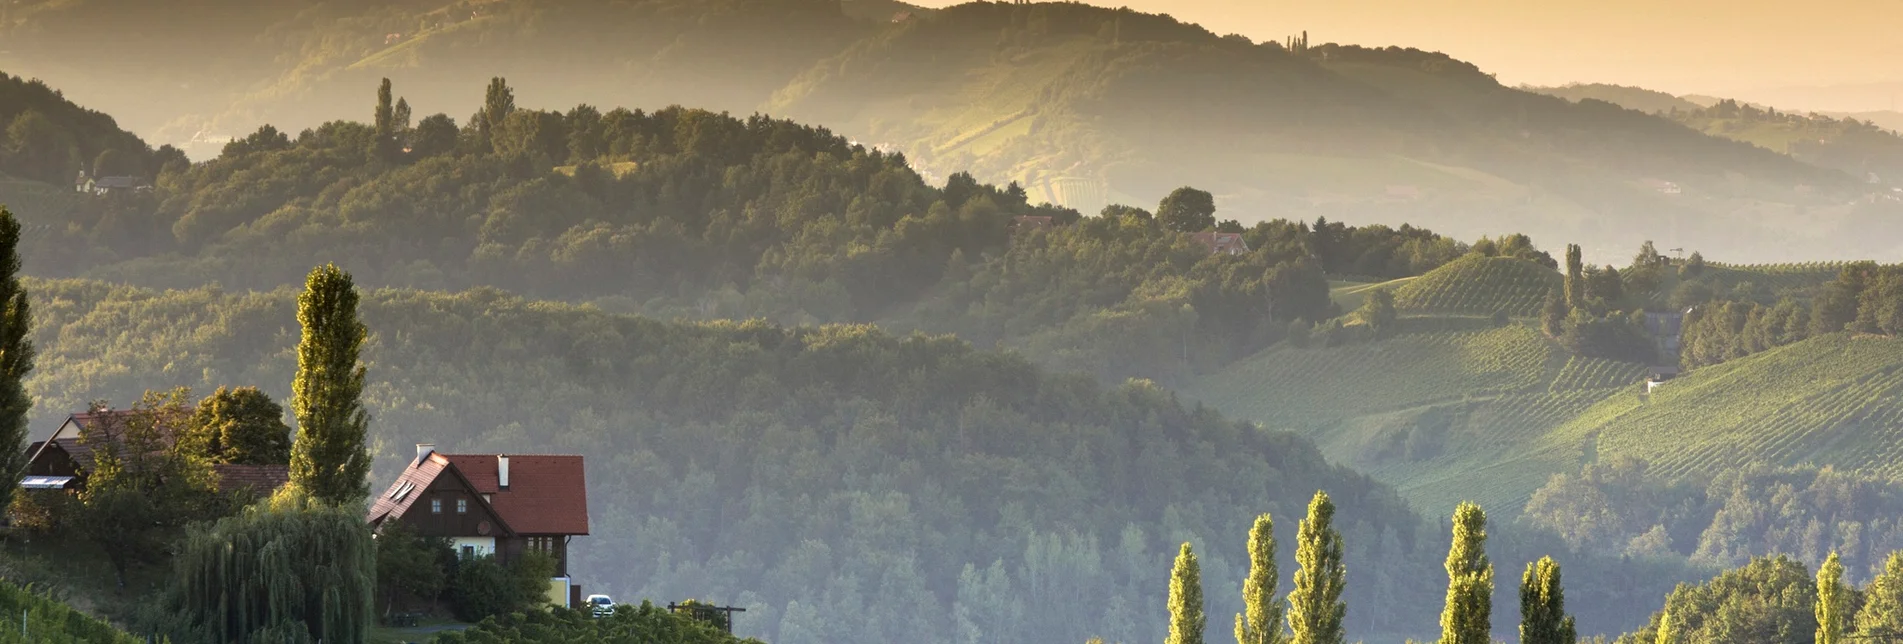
<box><xmin>1565</xmin><ymin>333</ymin><xmax>1903</xmax><ymax>482</ymax></box>
<box><xmin>1392</xmin><ymin>255</ymin><xmax>1561</xmax><ymax>317</ymax></box>
<box><xmin>1701</xmin><ymin>261</ymin><xmax>1848</xmax><ymax>295</ymax></box>
<box><xmin>0</xmin><ymin>580</ymin><xmax>139</xmax><ymax>644</ymax></box>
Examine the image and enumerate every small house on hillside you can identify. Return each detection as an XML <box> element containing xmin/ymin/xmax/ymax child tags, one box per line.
<box><xmin>368</xmin><ymin>444</ymin><xmax>590</xmax><ymax>608</ymax></box>
<box><xmin>73</xmin><ymin>171</ymin><xmax>149</xmax><ymax>196</ymax></box>
<box><xmin>21</xmin><ymin>410</ymin><xmax>288</xmax><ymax>497</ymax></box>
<box><xmin>1190</xmin><ymin>231</ymin><xmax>1250</xmax><ymax>256</ymax></box>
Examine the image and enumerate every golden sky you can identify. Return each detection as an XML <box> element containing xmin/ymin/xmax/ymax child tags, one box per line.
<box><xmin>909</xmin><ymin>0</ymin><xmax>1903</xmax><ymax>111</ymax></box>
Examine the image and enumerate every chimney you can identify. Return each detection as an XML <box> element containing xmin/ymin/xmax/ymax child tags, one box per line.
<box><xmin>497</xmin><ymin>455</ymin><xmax>510</xmax><ymax>489</ymax></box>
<box><xmin>416</xmin><ymin>443</ymin><xmax>435</xmax><ymax>465</ymax></box>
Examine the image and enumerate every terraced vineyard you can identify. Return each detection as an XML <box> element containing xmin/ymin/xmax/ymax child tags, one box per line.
<box><xmin>1549</xmin><ymin>355</ymin><xmax>1647</xmax><ymax>392</ymax></box>
<box><xmin>1392</xmin><ymin>255</ymin><xmax>1561</xmax><ymax>317</ymax></box>
<box><xmin>1562</xmin><ymin>333</ymin><xmax>1903</xmax><ymax>481</ymax></box>
<box><xmin>0</xmin><ymin>580</ymin><xmax>139</xmax><ymax>643</ymax></box>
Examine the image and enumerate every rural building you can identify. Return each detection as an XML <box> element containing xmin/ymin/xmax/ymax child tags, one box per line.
<box><xmin>1189</xmin><ymin>231</ymin><xmax>1250</xmax><ymax>256</ymax></box>
<box><xmin>367</xmin><ymin>444</ymin><xmax>591</xmax><ymax>608</ymax></box>
<box><xmin>73</xmin><ymin>171</ymin><xmax>149</xmax><ymax>196</ymax></box>
<box><xmin>20</xmin><ymin>409</ymin><xmax>288</xmax><ymax>497</ymax></box>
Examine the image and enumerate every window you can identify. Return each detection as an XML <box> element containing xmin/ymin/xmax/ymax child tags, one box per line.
<box><xmin>527</xmin><ymin>536</ymin><xmax>558</xmax><ymax>553</ymax></box>
<box><xmin>456</xmin><ymin>498</ymin><xmax>468</xmax><ymax>514</ymax></box>
<box><xmin>461</xmin><ymin>545</ymin><xmax>475</xmax><ymax>559</ymax></box>
<box><xmin>431</xmin><ymin>498</ymin><xmax>442</xmax><ymax>514</ymax></box>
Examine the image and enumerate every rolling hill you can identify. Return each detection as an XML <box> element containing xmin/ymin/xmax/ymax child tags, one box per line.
<box><xmin>2</xmin><ymin>1</ymin><xmax>1895</xmax><ymax>262</ymax></box>
<box><xmin>1391</xmin><ymin>255</ymin><xmax>1561</xmax><ymax>317</ymax></box>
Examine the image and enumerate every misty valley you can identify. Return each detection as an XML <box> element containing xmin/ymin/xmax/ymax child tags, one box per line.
<box><xmin>1</xmin><ymin>1</ymin><xmax>1902</xmax><ymax>643</ymax></box>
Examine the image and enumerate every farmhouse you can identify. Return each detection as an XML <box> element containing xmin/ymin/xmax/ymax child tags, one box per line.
<box><xmin>73</xmin><ymin>171</ymin><xmax>149</xmax><ymax>196</ymax></box>
<box><xmin>20</xmin><ymin>409</ymin><xmax>288</xmax><ymax>497</ymax></box>
<box><xmin>1189</xmin><ymin>231</ymin><xmax>1250</xmax><ymax>256</ymax></box>
<box><xmin>367</xmin><ymin>444</ymin><xmax>590</xmax><ymax>608</ymax></box>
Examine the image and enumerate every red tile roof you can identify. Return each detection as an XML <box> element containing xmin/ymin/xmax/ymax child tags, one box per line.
<box><xmin>367</xmin><ymin>453</ymin><xmax>454</xmax><ymax>528</ymax></box>
<box><xmin>445</xmin><ymin>454</ymin><xmax>589</xmax><ymax>536</ymax></box>
<box><xmin>212</xmin><ymin>464</ymin><xmax>290</xmax><ymax>496</ymax></box>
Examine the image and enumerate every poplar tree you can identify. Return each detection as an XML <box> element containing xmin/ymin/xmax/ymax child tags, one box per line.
<box><xmin>1519</xmin><ymin>556</ymin><xmax>1575</xmax><ymax>644</ymax></box>
<box><xmin>1818</xmin><ymin>551</ymin><xmax>1847</xmax><ymax>644</ymax></box>
<box><xmin>1167</xmin><ymin>542</ymin><xmax>1207</xmax><ymax>644</ymax></box>
<box><xmin>0</xmin><ymin>207</ymin><xmax>32</xmax><ymax>517</ymax></box>
<box><xmin>1654</xmin><ymin>610</ymin><xmax>1677</xmax><ymax>644</ymax></box>
<box><xmin>1236</xmin><ymin>514</ymin><xmax>1285</xmax><ymax>644</ymax></box>
<box><xmin>1438</xmin><ymin>502</ymin><xmax>1492</xmax><ymax>644</ymax></box>
<box><xmin>1287</xmin><ymin>491</ymin><xmax>1345</xmax><ymax>644</ymax></box>
<box><xmin>288</xmin><ymin>264</ymin><xmax>372</xmax><ymax>505</ymax></box>
<box><xmin>1564</xmin><ymin>244</ymin><xmax>1584</xmax><ymax>310</ymax></box>
<box><xmin>374</xmin><ymin>78</ymin><xmax>394</xmax><ymax>138</ymax></box>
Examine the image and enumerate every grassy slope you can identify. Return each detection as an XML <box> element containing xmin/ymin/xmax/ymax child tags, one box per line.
<box><xmin>1391</xmin><ymin>255</ymin><xmax>1560</xmax><ymax>317</ymax></box>
<box><xmin>1185</xmin><ymin>320</ymin><xmax>1644</xmax><ymax>513</ymax></box>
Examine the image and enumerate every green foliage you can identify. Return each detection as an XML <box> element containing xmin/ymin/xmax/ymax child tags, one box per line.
<box><xmin>1519</xmin><ymin>557</ymin><xmax>1576</xmax><ymax>644</ymax></box>
<box><xmin>1287</xmin><ymin>491</ymin><xmax>1345</xmax><ymax>644</ymax></box>
<box><xmin>436</xmin><ymin>601</ymin><xmax>761</xmax><ymax>644</ymax></box>
<box><xmin>450</xmin><ymin>554</ymin><xmax>555</xmax><ymax>623</ymax></box>
<box><xmin>152</xmin><ymin>487</ymin><xmax>375</xmax><ymax>644</ymax></box>
<box><xmin>1855</xmin><ymin>552</ymin><xmax>1903</xmax><ymax>639</ymax></box>
<box><xmin>74</xmin><ymin>388</ymin><xmax>222</xmax><ymax>587</ymax></box>
<box><xmin>1353</xmin><ymin>289</ymin><xmax>1398</xmax><ymax>337</ymax></box>
<box><xmin>0</xmin><ymin>206</ymin><xmax>30</xmax><ymax>518</ymax></box>
<box><xmin>1817</xmin><ymin>551</ymin><xmax>1847</xmax><ymax>644</ymax></box>
<box><xmin>1616</xmin><ymin>556</ymin><xmax>1818</xmax><ymax>644</ymax></box>
<box><xmin>288</xmin><ymin>264</ymin><xmax>370</xmax><ymax>505</ymax></box>
<box><xmin>373</xmin><ymin>521</ymin><xmax>451</xmax><ymax>617</ymax></box>
<box><xmin>183</xmin><ymin>386</ymin><xmax>291</xmax><ymax>465</ymax></box>
<box><xmin>1158</xmin><ymin>187</ymin><xmax>1217</xmax><ymax>232</ymax></box>
<box><xmin>1167</xmin><ymin>542</ymin><xmax>1206</xmax><ymax>644</ymax></box>
<box><xmin>1394</xmin><ymin>255</ymin><xmax>1562</xmax><ymax>317</ymax></box>
<box><xmin>1236</xmin><ymin>514</ymin><xmax>1285</xmax><ymax>644</ymax></box>
<box><xmin>0</xmin><ymin>578</ymin><xmax>140</xmax><ymax>643</ymax></box>
<box><xmin>1437</xmin><ymin>502</ymin><xmax>1492</xmax><ymax>644</ymax></box>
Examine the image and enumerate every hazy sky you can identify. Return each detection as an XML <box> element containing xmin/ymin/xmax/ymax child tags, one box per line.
<box><xmin>909</xmin><ymin>0</ymin><xmax>1903</xmax><ymax>111</ymax></box>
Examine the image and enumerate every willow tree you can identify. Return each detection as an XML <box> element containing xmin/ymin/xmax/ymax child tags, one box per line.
<box><xmin>1287</xmin><ymin>491</ymin><xmax>1345</xmax><ymax>644</ymax></box>
<box><xmin>1818</xmin><ymin>551</ymin><xmax>1847</xmax><ymax>644</ymax></box>
<box><xmin>0</xmin><ymin>207</ymin><xmax>32</xmax><ymax>516</ymax></box>
<box><xmin>158</xmin><ymin>488</ymin><xmax>374</xmax><ymax>643</ymax></box>
<box><xmin>288</xmin><ymin>264</ymin><xmax>371</xmax><ymax>504</ymax></box>
<box><xmin>1236</xmin><ymin>514</ymin><xmax>1285</xmax><ymax>644</ymax></box>
<box><xmin>1167</xmin><ymin>542</ymin><xmax>1206</xmax><ymax>644</ymax></box>
<box><xmin>1519</xmin><ymin>556</ymin><xmax>1575</xmax><ymax>644</ymax></box>
<box><xmin>1439</xmin><ymin>502</ymin><xmax>1492</xmax><ymax>644</ymax></box>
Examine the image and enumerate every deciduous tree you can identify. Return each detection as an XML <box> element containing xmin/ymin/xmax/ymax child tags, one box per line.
<box><xmin>1438</xmin><ymin>502</ymin><xmax>1492</xmax><ymax>644</ymax></box>
<box><xmin>0</xmin><ymin>207</ymin><xmax>31</xmax><ymax>517</ymax></box>
<box><xmin>1519</xmin><ymin>556</ymin><xmax>1575</xmax><ymax>644</ymax></box>
<box><xmin>1287</xmin><ymin>491</ymin><xmax>1345</xmax><ymax>644</ymax></box>
<box><xmin>1167</xmin><ymin>542</ymin><xmax>1206</xmax><ymax>644</ymax></box>
<box><xmin>288</xmin><ymin>264</ymin><xmax>372</xmax><ymax>504</ymax></box>
<box><xmin>1236</xmin><ymin>513</ymin><xmax>1285</xmax><ymax>644</ymax></box>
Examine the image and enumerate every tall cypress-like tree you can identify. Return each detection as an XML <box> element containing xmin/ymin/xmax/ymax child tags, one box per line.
<box><xmin>1519</xmin><ymin>556</ymin><xmax>1575</xmax><ymax>644</ymax></box>
<box><xmin>374</xmin><ymin>78</ymin><xmax>394</xmax><ymax>138</ymax></box>
<box><xmin>1818</xmin><ymin>551</ymin><xmax>1847</xmax><ymax>644</ymax></box>
<box><xmin>1655</xmin><ymin>611</ymin><xmax>1677</xmax><ymax>644</ymax></box>
<box><xmin>1287</xmin><ymin>491</ymin><xmax>1345</xmax><ymax>644</ymax></box>
<box><xmin>288</xmin><ymin>264</ymin><xmax>371</xmax><ymax>505</ymax></box>
<box><xmin>1856</xmin><ymin>552</ymin><xmax>1903</xmax><ymax>639</ymax></box>
<box><xmin>0</xmin><ymin>207</ymin><xmax>33</xmax><ymax>517</ymax></box>
<box><xmin>1236</xmin><ymin>514</ymin><xmax>1284</xmax><ymax>644</ymax></box>
<box><xmin>1564</xmin><ymin>244</ymin><xmax>1585</xmax><ymax>310</ymax></box>
<box><xmin>1167</xmin><ymin>542</ymin><xmax>1206</xmax><ymax>644</ymax></box>
<box><xmin>1439</xmin><ymin>502</ymin><xmax>1492</xmax><ymax>644</ymax></box>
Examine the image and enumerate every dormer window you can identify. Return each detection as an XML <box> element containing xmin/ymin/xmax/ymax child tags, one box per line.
<box><xmin>457</xmin><ymin>498</ymin><xmax>468</xmax><ymax>514</ymax></box>
<box><xmin>431</xmin><ymin>498</ymin><xmax>442</xmax><ymax>514</ymax></box>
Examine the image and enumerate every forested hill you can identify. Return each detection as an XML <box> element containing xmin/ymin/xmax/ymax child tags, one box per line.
<box><xmin>0</xmin><ymin>71</ymin><xmax>177</xmax><ymax>185</ymax></box>
<box><xmin>21</xmin><ymin>277</ymin><xmax>1696</xmax><ymax>642</ymax></box>
<box><xmin>4</xmin><ymin>1</ymin><xmax>1896</xmax><ymax>261</ymax></box>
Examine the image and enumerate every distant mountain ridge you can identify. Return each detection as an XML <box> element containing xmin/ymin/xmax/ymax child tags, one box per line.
<box><xmin>2</xmin><ymin>0</ymin><xmax>1897</xmax><ymax>262</ymax></box>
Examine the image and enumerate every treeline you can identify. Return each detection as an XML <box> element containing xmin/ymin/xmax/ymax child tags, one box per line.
<box><xmin>438</xmin><ymin>603</ymin><xmax>763</xmax><ymax>644</ymax></box>
<box><xmin>0</xmin><ymin>71</ymin><xmax>178</xmax><ymax>184</ymax></box>
<box><xmin>1678</xmin><ymin>261</ymin><xmax>1903</xmax><ymax>369</ymax></box>
<box><xmin>1614</xmin><ymin>552</ymin><xmax>1903</xmax><ymax>644</ymax></box>
<box><xmin>1524</xmin><ymin>458</ymin><xmax>1903</xmax><ymax>580</ymax></box>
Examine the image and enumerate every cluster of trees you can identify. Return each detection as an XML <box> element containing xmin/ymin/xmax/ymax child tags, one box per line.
<box><xmin>1523</xmin><ymin>457</ymin><xmax>1903</xmax><ymax>580</ymax></box>
<box><xmin>1141</xmin><ymin>495</ymin><xmax>1580</xmax><ymax>644</ymax></box>
<box><xmin>1540</xmin><ymin>243</ymin><xmax>1657</xmax><ymax>363</ymax></box>
<box><xmin>1615</xmin><ymin>551</ymin><xmax>1903</xmax><ymax>644</ymax></box>
<box><xmin>0</xmin><ymin>577</ymin><xmax>141</xmax><ymax>643</ymax></box>
<box><xmin>0</xmin><ymin>72</ymin><xmax>178</xmax><ymax>185</ymax></box>
<box><xmin>1676</xmin><ymin>261</ymin><xmax>1903</xmax><ymax>370</ymax></box>
<box><xmin>437</xmin><ymin>602</ymin><xmax>763</xmax><ymax>644</ymax></box>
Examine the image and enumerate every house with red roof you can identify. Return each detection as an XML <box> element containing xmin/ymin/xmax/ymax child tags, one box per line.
<box><xmin>21</xmin><ymin>409</ymin><xmax>288</xmax><ymax>497</ymax></box>
<box><xmin>367</xmin><ymin>444</ymin><xmax>590</xmax><ymax>608</ymax></box>
<box><xmin>1189</xmin><ymin>231</ymin><xmax>1250</xmax><ymax>256</ymax></box>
